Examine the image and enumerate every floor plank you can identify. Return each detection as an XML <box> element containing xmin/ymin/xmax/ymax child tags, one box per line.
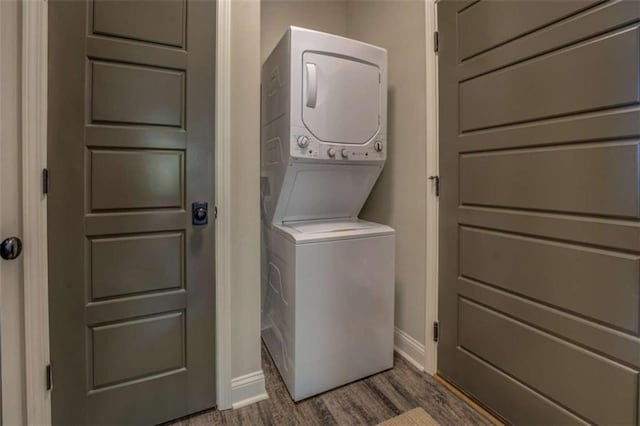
<box><xmin>168</xmin><ymin>348</ymin><xmax>492</xmax><ymax>425</ymax></box>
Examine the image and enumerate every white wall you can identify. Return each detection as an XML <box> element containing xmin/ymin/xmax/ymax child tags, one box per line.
<box><xmin>346</xmin><ymin>1</ymin><xmax>428</xmax><ymax>355</ymax></box>
<box><xmin>229</xmin><ymin>0</ymin><xmax>264</xmax><ymax>388</ymax></box>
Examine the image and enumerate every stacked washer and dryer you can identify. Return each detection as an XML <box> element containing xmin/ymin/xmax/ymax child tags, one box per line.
<box><xmin>261</xmin><ymin>27</ymin><xmax>395</xmax><ymax>401</ymax></box>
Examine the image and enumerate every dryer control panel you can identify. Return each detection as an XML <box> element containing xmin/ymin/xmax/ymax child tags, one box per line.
<box><xmin>291</xmin><ymin>133</ymin><xmax>386</xmax><ymax>162</ymax></box>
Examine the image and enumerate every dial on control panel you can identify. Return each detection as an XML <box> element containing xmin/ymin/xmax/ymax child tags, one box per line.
<box><xmin>297</xmin><ymin>135</ymin><xmax>310</xmax><ymax>148</ymax></box>
<box><xmin>374</xmin><ymin>141</ymin><xmax>383</xmax><ymax>152</ymax></box>
<box><xmin>327</xmin><ymin>148</ymin><xmax>336</xmax><ymax>158</ymax></box>
<box><xmin>341</xmin><ymin>149</ymin><xmax>349</xmax><ymax>158</ymax></box>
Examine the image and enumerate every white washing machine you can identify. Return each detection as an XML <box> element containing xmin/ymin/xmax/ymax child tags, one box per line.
<box><xmin>261</xmin><ymin>27</ymin><xmax>394</xmax><ymax>401</ymax></box>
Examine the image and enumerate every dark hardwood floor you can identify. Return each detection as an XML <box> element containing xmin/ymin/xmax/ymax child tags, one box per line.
<box><xmin>169</xmin><ymin>348</ymin><xmax>491</xmax><ymax>425</ymax></box>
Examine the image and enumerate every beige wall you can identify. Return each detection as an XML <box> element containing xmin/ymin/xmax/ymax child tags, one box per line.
<box><xmin>261</xmin><ymin>0</ymin><xmax>348</xmax><ymax>62</ymax></box>
<box><xmin>347</xmin><ymin>1</ymin><xmax>428</xmax><ymax>345</ymax></box>
<box><xmin>230</xmin><ymin>0</ymin><xmax>263</xmax><ymax>380</ymax></box>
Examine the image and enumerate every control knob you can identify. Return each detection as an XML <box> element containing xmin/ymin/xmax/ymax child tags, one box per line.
<box><xmin>297</xmin><ymin>135</ymin><xmax>310</xmax><ymax>148</ymax></box>
<box><xmin>374</xmin><ymin>141</ymin><xmax>383</xmax><ymax>152</ymax></box>
<box><xmin>341</xmin><ymin>149</ymin><xmax>349</xmax><ymax>158</ymax></box>
<box><xmin>327</xmin><ymin>148</ymin><xmax>336</xmax><ymax>158</ymax></box>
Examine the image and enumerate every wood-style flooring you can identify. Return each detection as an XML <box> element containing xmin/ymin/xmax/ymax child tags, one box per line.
<box><xmin>169</xmin><ymin>348</ymin><xmax>492</xmax><ymax>425</ymax></box>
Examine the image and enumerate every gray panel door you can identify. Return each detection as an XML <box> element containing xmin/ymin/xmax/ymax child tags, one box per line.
<box><xmin>47</xmin><ymin>0</ymin><xmax>216</xmax><ymax>424</ymax></box>
<box><xmin>437</xmin><ymin>1</ymin><xmax>640</xmax><ymax>424</ymax></box>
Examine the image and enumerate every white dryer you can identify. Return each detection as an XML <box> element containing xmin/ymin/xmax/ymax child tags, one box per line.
<box><xmin>261</xmin><ymin>27</ymin><xmax>395</xmax><ymax>401</ymax></box>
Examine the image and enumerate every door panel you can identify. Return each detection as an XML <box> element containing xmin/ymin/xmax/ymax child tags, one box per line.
<box><xmin>460</xmin><ymin>227</ymin><xmax>640</xmax><ymax>333</ymax></box>
<box><xmin>93</xmin><ymin>0</ymin><xmax>186</xmax><ymax>47</ymax></box>
<box><xmin>91</xmin><ymin>311</ymin><xmax>185</xmax><ymax>388</ymax></box>
<box><xmin>460</xmin><ymin>142</ymin><xmax>640</xmax><ymax>218</ymax></box>
<box><xmin>459</xmin><ymin>25</ymin><xmax>640</xmax><ymax>132</ymax></box>
<box><xmin>457</xmin><ymin>0</ymin><xmax>600</xmax><ymax>60</ymax></box>
<box><xmin>302</xmin><ymin>53</ymin><xmax>381</xmax><ymax>145</ymax></box>
<box><xmin>90</xmin><ymin>149</ymin><xmax>184</xmax><ymax>210</ymax></box>
<box><xmin>91</xmin><ymin>232</ymin><xmax>184</xmax><ymax>299</ymax></box>
<box><xmin>91</xmin><ymin>61</ymin><xmax>185</xmax><ymax>127</ymax></box>
<box><xmin>459</xmin><ymin>300</ymin><xmax>638</xmax><ymax>426</ymax></box>
<box><xmin>437</xmin><ymin>1</ymin><xmax>640</xmax><ymax>424</ymax></box>
<box><xmin>452</xmin><ymin>350</ymin><xmax>588</xmax><ymax>425</ymax></box>
<box><xmin>48</xmin><ymin>0</ymin><xmax>215</xmax><ymax>424</ymax></box>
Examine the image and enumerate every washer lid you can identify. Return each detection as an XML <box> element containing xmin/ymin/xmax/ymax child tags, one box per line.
<box><xmin>275</xmin><ymin>219</ymin><xmax>394</xmax><ymax>243</ymax></box>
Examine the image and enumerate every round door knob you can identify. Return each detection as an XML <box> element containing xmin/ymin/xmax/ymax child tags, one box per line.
<box><xmin>0</xmin><ymin>237</ymin><xmax>22</xmax><ymax>260</ymax></box>
<box><xmin>327</xmin><ymin>148</ymin><xmax>336</xmax><ymax>158</ymax></box>
<box><xmin>374</xmin><ymin>141</ymin><xmax>383</xmax><ymax>152</ymax></box>
<box><xmin>194</xmin><ymin>207</ymin><xmax>207</xmax><ymax>221</ymax></box>
<box><xmin>341</xmin><ymin>149</ymin><xmax>349</xmax><ymax>158</ymax></box>
<box><xmin>297</xmin><ymin>135</ymin><xmax>309</xmax><ymax>148</ymax></box>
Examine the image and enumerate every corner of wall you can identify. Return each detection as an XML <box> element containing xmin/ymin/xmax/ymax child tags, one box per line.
<box><xmin>218</xmin><ymin>0</ymin><xmax>264</xmax><ymax>411</ymax></box>
<box><xmin>230</xmin><ymin>369</ymin><xmax>269</xmax><ymax>409</ymax></box>
<box><xmin>394</xmin><ymin>327</ymin><xmax>426</xmax><ymax>372</ymax></box>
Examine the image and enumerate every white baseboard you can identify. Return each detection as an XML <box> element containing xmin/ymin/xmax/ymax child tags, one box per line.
<box><xmin>394</xmin><ymin>327</ymin><xmax>426</xmax><ymax>371</ymax></box>
<box><xmin>230</xmin><ymin>370</ymin><xmax>269</xmax><ymax>409</ymax></box>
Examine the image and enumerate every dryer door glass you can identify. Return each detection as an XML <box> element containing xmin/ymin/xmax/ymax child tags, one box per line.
<box><xmin>302</xmin><ymin>52</ymin><xmax>381</xmax><ymax>145</ymax></box>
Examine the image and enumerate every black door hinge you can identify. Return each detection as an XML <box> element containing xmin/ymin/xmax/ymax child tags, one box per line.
<box><xmin>46</xmin><ymin>364</ymin><xmax>53</xmax><ymax>391</ymax></box>
<box><xmin>42</xmin><ymin>168</ymin><xmax>49</xmax><ymax>194</ymax></box>
<box><xmin>433</xmin><ymin>31</ymin><xmax>439</xmax><ymax>53</ymax></box>
<box><xmin>428</xmin><ymin>175</ymin><xmax>440</xmax><ymax>196</ymax></box>
<box><xmin>433</xmin><ymin>321</ymin><xmax>439</xmax><ymax>342</ymax></box>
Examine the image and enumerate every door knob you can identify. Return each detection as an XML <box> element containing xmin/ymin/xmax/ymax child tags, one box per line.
<box><xmin>1</xmin><ymin>237</ymin><xmax>22</xmax><ymax>260</ymax></box>
<box><xmin>192</xmin><ymin>202</ymin><xmax>208</xmax><ymax>226</ymax></box>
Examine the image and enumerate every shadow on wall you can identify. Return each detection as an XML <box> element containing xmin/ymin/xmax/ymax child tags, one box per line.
<box><xmin>363</xmin><ymin>86</ymin><xmax>395</xmax><ymax>223</ymax></box>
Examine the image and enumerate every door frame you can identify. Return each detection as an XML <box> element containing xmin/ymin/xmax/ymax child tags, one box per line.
<box><xmin>21</xmin><ymin>0</ymin><xmax>51</xmax><ymax>424</ymax></box>
<box><xmin>423</xmin><ymin>0</ymin><xmax>439</xmax><ymax>376</ymax></box>
<box><xmin>215</xmin><ymin>0</ymin><xmax>234</xmax><ymax>411</ymax></box>
<box><xmin>19</xmin><ymin>0</ymin><xmax>236</xmax><ymax>421</ymax></box>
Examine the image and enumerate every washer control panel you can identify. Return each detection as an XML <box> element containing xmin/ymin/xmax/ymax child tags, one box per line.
<box><xmin>291</xmin><ymin>134</ymin><xmax>385</xmax><ymax>161</ymax></box>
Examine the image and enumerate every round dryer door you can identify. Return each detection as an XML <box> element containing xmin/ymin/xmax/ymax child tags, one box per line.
<box><xmin>302</xmin><ymin>52</ymin><xmax>381</xmax><ymax>145</ymax></box>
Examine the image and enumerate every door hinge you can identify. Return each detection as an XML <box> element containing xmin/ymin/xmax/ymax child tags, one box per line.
<box><xmin>428</xmin><ymin>175</ymin><xmax>440</xmax><ymax>196</ymax></box>
<box><xmin>46</xmin><ymin>364</ymin><xmax>53</xmax><ymax>391</ymax></box>
<box><xmin>42</xmin><ymin>168</ymin><xmax>49</xmax><ymax>194</ymax></box>
<box><xmin>433</xmin><ymin>321</ymin><xmax>439</xmax><ymax>342</ymax></box>
<box><xmin>433</xmin><ymin>31</ymin><xmax>439</xmax><ymax>53</ymax></box>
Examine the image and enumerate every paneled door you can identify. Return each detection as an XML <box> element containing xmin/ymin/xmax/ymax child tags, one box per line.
<box><xmin>48</xmin><ymin>0</ymin><xmax>216</xmax><ymax>424</ymax></box>
<box><xmin>437</xmin><ymin>1</ymin><xmax>640</xmax><ymax>424</ymax></box>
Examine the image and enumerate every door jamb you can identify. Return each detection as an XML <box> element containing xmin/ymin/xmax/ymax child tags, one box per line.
<box><xmin>22</xmin><ymin>0</ymin><xmax>51</xmax><ymax>424</ymax></box>
<box><xmin>424</xmin><ymin>0</ymin><xmax>439</xmax><ymax>376</ymax></box>
<box><xmin>214</xmin><ymin>0</ymin><xmax>233</xmax><ymax>410</ymax></box>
